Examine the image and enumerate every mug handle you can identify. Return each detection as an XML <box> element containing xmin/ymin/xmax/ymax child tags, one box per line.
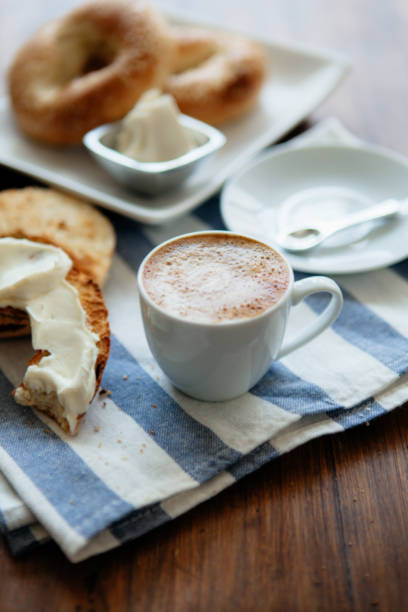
<box><xmin>276</xmin><ymin>276</ymin><xmax>343</xmax><ymax>359</ymax></box>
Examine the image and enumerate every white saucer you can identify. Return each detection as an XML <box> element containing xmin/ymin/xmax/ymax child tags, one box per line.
<box><xmin>221</xmin><ymin>142</ymin><xmax>408</xmax><ymax>274</ymax></box>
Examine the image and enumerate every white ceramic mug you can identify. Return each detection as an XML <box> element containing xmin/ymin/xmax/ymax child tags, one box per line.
<box><xmin>137</xmin><ymin>231</ymin><xmax>343</xmax><ymax>402</ymax></box>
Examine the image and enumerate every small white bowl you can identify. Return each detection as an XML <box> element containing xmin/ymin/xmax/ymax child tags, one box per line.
<box><xmin>83</xmin><ymin>115</ymin><xmax>226</xmax><ymax>196</ymax></box>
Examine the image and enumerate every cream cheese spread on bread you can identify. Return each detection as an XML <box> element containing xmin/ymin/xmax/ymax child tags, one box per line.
<box><xmin>116</xmin><ymin>89</ymin><xmax>195</xmax><ymax>162</ymax></box>
<box><xmin>0</xmin><ymin>238</ymin><xmax>99</xmax><ymax>433</ymax></box>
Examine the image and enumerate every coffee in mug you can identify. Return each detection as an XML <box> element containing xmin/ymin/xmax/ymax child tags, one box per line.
<box><xmin>138</xmin><ymin>231</ymin><xmax>343</xmax><ymax>402</ymax></box>
<box><xmin>141</xmin><ymin>233</ymin><xmax>290</xmax><ymax>324</ymax></box>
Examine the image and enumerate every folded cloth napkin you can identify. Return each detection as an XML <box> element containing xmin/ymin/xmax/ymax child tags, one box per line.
<box><xmin>1</xmin><ymin>118</ymin><xmax>408</xmax><ymax>562</ymax></box>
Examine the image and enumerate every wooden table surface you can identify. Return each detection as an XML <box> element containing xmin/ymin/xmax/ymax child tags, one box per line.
<box><xmin>0</xmin><ymin>1</ymin><xmax>407</xmax><ymax>610</ymax></box>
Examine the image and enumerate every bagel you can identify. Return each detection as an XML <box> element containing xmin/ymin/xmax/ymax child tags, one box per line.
<box><xmin>0</xmin><ymin>186</ymin><xmax>115</xmax><ymax>339</ymax></box>
<box><xmin>165</xmin><ymin>25</ymin><xmax>266</xmax><ymax>125</ymax></box>
<box><xmin>0</xmin><ymin>187</ymin><xmax>116</xmax><ymax>287</ymax></box>
<box><xmin>0</xmin><ymin>229</ymin><xmax>109</xmax><ymax>339</ymax></box>
<box><xmin>0</xmin><ymin>237</ymin><xmax>110</xmax><ymax>435</ymax></box>
<box><xmin>8</xmin><ymin>0</ymin><xmax>174</xmax><ymax>144</ymax></box>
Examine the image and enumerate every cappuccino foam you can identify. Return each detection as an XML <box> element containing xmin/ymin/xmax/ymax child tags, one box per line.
<box><xmin>142</xmin><ymin>234</ymin><xmax>290</xmax><ymax>324</ymax></box>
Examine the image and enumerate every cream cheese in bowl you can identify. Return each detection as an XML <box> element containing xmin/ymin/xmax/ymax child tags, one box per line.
<box><xmin>116</xmin><ymin>89</ymin><xmax>196</xmax><ymax>162</ymax></box>
<box><xmin>83</xmin><ymin>90</ymin><xmax>226</xmax><ymax>195</ymax></box>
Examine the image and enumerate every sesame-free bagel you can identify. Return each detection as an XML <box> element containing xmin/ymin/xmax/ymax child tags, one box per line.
<box><xmin>0</xmin><ymin>187</ymin><xmax>116</xmax><ymax>287</ymax></box>
<box><xmin>0</xmin><ymin>237</ymin><xmax>110</xmax><ymax>435</ymax></box>
<box><xmin>8</xmin><ymin>0</ymin><xmax>173</xmax><ymax>144</ymax></box>
<box><xmin>0</xmin><ymin>186</ymin><xmax>116</xmax><ymax>340</ymax></box>
<box><xmin>13</xmin><ymin>264</ymin><xmax>111</xmax><ymax>435</ymax></box>
<box><xmin>165</xmin><ymin>25</ymin><xmax>267</xmax><ymax>125</ymax></box>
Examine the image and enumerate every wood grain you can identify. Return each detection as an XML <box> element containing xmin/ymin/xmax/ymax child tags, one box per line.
<box><xmin>0</xmin><ymin>1</ymin><xmax>408</xmax><ymax>610</ymax></box>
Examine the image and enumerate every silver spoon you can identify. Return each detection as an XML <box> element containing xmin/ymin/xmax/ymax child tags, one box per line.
<box><xmin>275</xmin><ymin>198</ymin><xmax>406</xmax><ymax>253</ymax></box>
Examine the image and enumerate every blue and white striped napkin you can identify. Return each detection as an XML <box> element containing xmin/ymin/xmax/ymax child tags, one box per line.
<box><xmin>1</xmin><ymin>118</ymin><xmax>408</xmax><ymax>562</ymax></box>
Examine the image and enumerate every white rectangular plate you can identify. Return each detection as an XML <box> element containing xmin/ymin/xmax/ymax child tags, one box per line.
<box><xmin>0</xmin><ymin>14</ymin><xmax>349</xmax><ymax>225</ymax></box>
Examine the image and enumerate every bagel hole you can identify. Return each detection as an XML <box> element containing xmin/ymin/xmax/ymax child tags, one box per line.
<box><xmin>224</xmin><ymin>74</ymin><xmax>253</xmax><ymax>99</ymax></box>
<box><xmin>80</xmin><ymin>45</ymin><xmax>116</xmax><ymax>75</ymax></box>
<box><xmin>55</xmin><ymin>24</ymin><xmax>118</xmax><ymax>81</ymax></box>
